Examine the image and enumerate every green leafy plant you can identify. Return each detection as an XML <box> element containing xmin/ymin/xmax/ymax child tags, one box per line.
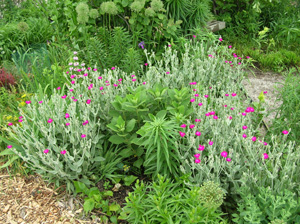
<box><xmin>74</xmin><ymin>180</ymin><xmax>121</xmax><ymax>223</ymax></box>
<box><xmin>123</xmin><ymin>174</ymin><xmax>226</xmax><ymax>223</ymax></box>
<box><xmin>232</xmin><ymin>186</ymin><xmax>300</xmax><ymax>223</ymax></box>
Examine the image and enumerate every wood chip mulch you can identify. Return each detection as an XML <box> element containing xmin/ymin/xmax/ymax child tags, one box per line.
<box><xmin>0</xmin><ymin>169</ymin><xmax>94</xmax><ymax>224</ymax></box>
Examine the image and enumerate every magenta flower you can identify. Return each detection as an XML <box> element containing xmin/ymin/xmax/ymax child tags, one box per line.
<box><xmin>228</xmin><ymin>45</ymin><xmax>232</xmax><ymax>48</ymax></box>
<box><xmin>205</xmin><ymin>113</ymin><xmax>210</xmax><ymax>117</ymax></box>
<box><xmin>113</xmin><ymin>84</ymin><xmax>118</xmax><ymax>87</ymax></box>
<box><xmin>25</xmin><ymin>101</ymin><xmax>31</xmax><ymax>104</ymax></box>
<box><xmin>166</xmin><ymin>72</ymin><xmax>170</xmax><ymax>74</ymax></box>
<box><xmin>132</xmin><ymin>79</ymin><xmax>136</xmax><ymax>82</ymax></box>
<box><xmin>195</xmin><ymin>159</ymin><xmax>201</xmax><ymax>163</ymax></box>
<box><xmin>198</xmin><ymin>145</ymin><xmax>205</xmax><ymax>151</ymax></box>
<box><xmin>195</xmin><ymin>131</ymin><xmax>201</xmax><ymax>136</ymax></box>
<box><xmin>242</xmin><ymin>126</ymin><xmax>248</xmax><ymax>130</ymax></box>
<box><xmin>65</xmin><ymin>113</ymin><xmax>70</xmax><ymax>118</ymax></box>
<box><xmin>193</xmin><ymin>89</ymin><xmax>197</xmax><ymax>91</ymax></box>
<box><xmin>242</xmin><ymin>113</ymin><xmax>246</xmax><ymax>116</ymax></box>
<box><xmin>263</xmin><ymin>153</ymin><xmax>269</xmax><ymax>159</ymax></box>
<box><xmin>252</xmin><ymin>136</ymin><xmax>257</xmax><ymax>142</ymax></box>
<box><xmin>190</xmin><ymin>99</ymin><xmax>195</xmax><ymax>103</ymax></box>
<box><xmin>57</xmin><ymin>87</ymin><xmax>61</xmax><ymax>90</ymax></box>
<box><xmin>194</xmin><ymin>154</ymin><xmax>200</xmax><ymax>158</ymax></box>
<box><xmin>232</xmin><ymin>93</ymin><xmax>237</xmax><ymax>97</ymax></box>
<box><xmin>219</xmin><ymin>38</ymin><xmax>223</xmax><ymax>41</ymax></box>
<box><xmin>118</xmin><ymin>78</ymin><xmax>122</xmax><ymax>82</ymax></box>
<box><xmin>143</xmin><ymin>82</ymin><xmax>146</xmax><ymax>85</ymax></box>
<box><xmin>83</xmin><ymin>120</ymin><xmax>89</xmax><ymax>125</ymax></box>
<box><xmin>229</xmin><ymin>61</ymin><xmax>232</xmax><ymax>64</ymax></box>
<box><xmin>228</xmin><ymin>116</ymin><xmax>232</xmax><ymax>119</ymax></box>
<box><xmin>44</xmin><ymin>149</ymin><xmax>49</xmax><ymax>154</ymax></box>
<box><xmin>70</xmin><ymin>75</ymin><xmax>75</xmax><ymax>79</ymax></box>
<box><xmin>99</xmin><ymin>87</ymin><xmax>104</xmax><ymax>90</ymax></box>
<box><xmin>238</xmin><ymin>62</ymin><xmax>241</xmax><ymax>65</ymax></box>
<box><xmin>66</xmin><ymin>123</ymin><xmax>70</xmax><ymax>126</ymax></box>
<box><xmin>19</xmin><ymin>116</ymin><xmax>23</xmax><ymax>119</ymax></box>
<box><xmin>264</xmin><ymin>91</ymin><xmax>268</xmax><ymax>94</ymax></box>
<box><xmin>243</xmin><ymin>134</ymin><xmax>247</xmax><ymax>138</ymax></box>
<box><xmin>71</xmin><ymin>81</ymin><xmax>75</xmax><ymax>84</ymax></box>
<box><xmin>61</xmin><ymin>150</ymin><xmax>66</xmax><ymax>155</ymax></box>
<box><xmin>226</xmin><ymin>158</ymin><xmax>231</xmax><ymax>162</ymax></box>
<box><xmin>213</xmin><ymin>116</ymin><xmax>218</xmax><ymax>120</ymax></box>
<box><xmin>87</xmin><ymin>67</ymin><xmax>91</xmax><ymax>70</ymax></box>
<box><xmin>189</xmin><ymin>124</ymin><xmax>195</xmax><ymax>129</ymax></box>
<box><xmin>70</xmin><ymin>89</ymin><xmax>74</xmax><ymax>92</ymax></box>
<box><xmin>8</xmin><ymin>122</ymin><xmax>13</xmax><ymax>126</ymax></box>
<box><xmin>204</xmin><ymin>95</ymin><xmax>209</xmax><ymax>98</ymax></box>
<box><xmin>168</xmin><ymin>44</ymin><xmax>171</xmax><ymax>47</ymax></box>
<box><xmin>209</xmin><ymin>141</ymin><xmax>213</xmax><ymax>146</ymax></box>
<box><xmin>73</xmin><ymin>99</ymin><xmax>78</xmax><ymax>102</ymax></box>
<box><xmin>225</xmin><ymin>61</ymin><xmax>228</xmax><ymax>63</ymax></box>
<box><xmin>179</xmin><ymin>131</ymin><xmax>186</xmax><ymax>137</ymax></box>
<box><xmin>263</xmin><ymin>142</ymin><xmax>268</xmax><ymax>145</ymax></box>
<box><xmin>7</xmin><ymin>145</ymin><xmax>12</xmax><ymax>149</ymax></box>
<box><xmin>18</xmin><ymin>119</ymin><xmax>23</xmax><ymax>122</ymax></box>
<box><xmin>180</xmin><ymin>124</ymin><xmax>187</xmax><ymax>128</ymax></box>
<box><xmin>246</xmin><ymin>56</ymin><xmax>250</xmax><ymax>59</ymax></box>
<box><xmin>47</xmin><ymin>119</ymin><xmax>53</xmax><ymax>123</ymax></box>
<box><xmin>39</xmin><ymin>101</ymin><xmax>43</xmax><ymax>104</ymax></box>
<box><xmin>221</xmin><ymin>151</ymin><xmax>228</xmax><ymax>158</ymax></box>
<box><xmin>145</xmin><ymin>63</ymin><xmax>148</xmax><ymax>66</ymax></box>
<box><xmin>93</xmin><ymin>68</ymin><xmax>97</xmax><ymax>71</ymax></box>
<box><xmin>231</xmin><ymin>108</ymin><xmax>234</xmax><ymax>110</ymax></box>
<box><xmin>282</xmin><ymin>130</ymin><xmax>289</xmax><ymax>135</ymax></box>
<box><xmin>209</xmin><ymin>111</ymin><xmax>215</xmax><ymax>115</ymax></box>
<box><xmin>111</xmin><ymin>67</ymin><xmax>115</xmax><ymax>70</ymax></box>
<box><xmin>83</xmin><ymin>73</ymin><xmax>88</xmax><ymax>77</ymax></box>
<box><xmin>86</xmin><ymin>99</ymin><xmax>91</xmax><ymax>104</ymax></box>
<box><xmin>193</xmin><ymin>35</ymin><xmax>196</xmax><ymax>38</ymax></box>
<box><xmin>71</xmin><ymin>96</ymin><xmax>75</xmax><ymax>99</ymax></box>
<box><xmin>198</xmin><ymin>103</ymin><xmax>203</xmax><ymax>106</ymax></box>
<box><xmin>225</xmin><ymin>94</ymin><xmax>229</xmax><ymax>96</ymax></box>
<box><xmin>81</xmin><ymin>134</ymin><xmax>86</xmax><ymax>138</ymax></box>
<box><xmin>98</xmin><ymin>76</ymin><xmax>103</xmax><ymax>80</ymax></box>
<box><xmin>195</xmin><ymin>119</ymin><xmax>201</xmax><ymax>122</ymax></box>
<box><xmin>66</xmin><ymin>71</ymin><xmax>69</xmax><ymax>74</ymax></box>
<box><xmin>105</xmin><ymin>80</ymin><xmax>109</xmax><ymax>83</ymax></box>
<box><xmin>195</xmin><ymin>94</ymin><xmax>199</xmax><ymax>97</ymax></box>
<box><xmin>223</xmin><ymin>105</ymin><xmax>227</xmax><ymax>107</ymax></box>
<box><xmin>62</xmin><ymin>95</ymin><xmax>67</xmax><ymax>99</ymax></box>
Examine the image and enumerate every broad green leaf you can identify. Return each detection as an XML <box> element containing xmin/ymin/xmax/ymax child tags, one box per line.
<box><xmin>119</xmin><ymin>148</ymin><xmax>134</xmax><ymax>158</ymax></box>
<box><xmin>117</xmin><ymin>116</ymin><xmax>125</xmax><ymax>126</ymax></box>
<box><xmin>110</xmin><ymin>215</ymin><xmax>118</xmax><ymax>224</ymax></box>
<box><xmin>123</xmin><ymin>175</ymin><xmax>138</xmax><ymax>186</ymax></box>
<box><xmin>109</xmin><ymin>135</ymin><xmax>125</xmax><ymax>144</ymax></box>
<box><xmin>103</xmin><ymin>191</ymin><xmax>114</xmax><ymax>197</ymax></box>
<box><xmin>156</xmin><ymin>110</ymin><xmax>167</xmax><ymax>119</ymax></box>
<box><xmin>136</xmin><ymin>147</ymin><xmax>144</xmax><ymax>156</ymax></box>
<box><xmin>126</xmin><ymin>119</ymin><xmax>136</xmax><ymax>132</ymax></box>
<box><xmin>94</xmin><ymin>156</ymin><xmax>105</xmax><ymax>162</ymax></box>
<box><xmin>83</xmin><ymin>198</ymin><xmax>95</xmax><ymax>213</ymax></box>
<box><xmin>109</xmin><ymin>203</ymin><xmax>120</xmax><ymax>212</ymax></box>
<box><xmin>88</xmin><ymin>187</ymin><xmax>101</xmax><ymax>198</ymax></box>
<box><xmin>74</xmin><ymin>181</ymin><xmax>89</xmax><ymax>195</ymax></box>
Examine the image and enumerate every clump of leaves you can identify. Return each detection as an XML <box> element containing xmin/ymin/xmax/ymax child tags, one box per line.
<box><xmin>199</xmin><ymin>181</ymin><xmax>226</xmax><ymax>209</ymax></box>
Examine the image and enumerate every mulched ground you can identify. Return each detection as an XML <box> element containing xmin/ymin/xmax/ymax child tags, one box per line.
<box><xmin>0</xmin><ymin>169</ymin><xmax>133</xmax><ymax>224</ymax></box>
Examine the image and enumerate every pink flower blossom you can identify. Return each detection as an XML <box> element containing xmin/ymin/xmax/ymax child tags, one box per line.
<box><xmin>226</xmin><ymin>158</ymin><xmax>231</xmax><ymax>162</ymax></box>
<box><xmin>180</xmin><ymin>124</ymin><xmax>187</xmax><ymax>128</ymax></box>
<box><xmin>263</xmin><ymin>142</ymin><xmax>268</xmax><ymax>145</ymax></box>
<box><xmin>190</xmin><ymin>99</ymin><xmax>195</xmax><ymax>102</ymax></box>
<box><xmin>118</xmin><ymin>78</ymin><xmax>122</xmax><ymax>82</ymax></box>
<box><xmin>242</xmin><ymin>113</ymin><xmax>246</xmax><ymax>116</ymax></box>
<box><xmin>238</xmin><ymin>62</ymin><xmax>241</xmax><ymax>65</ymax></box>
<box><xmin>228</xmin><ymin>116</ymin><xmax>232</xmax><ymax>119</ymax></box>
<box><xmin>228</xmin><ymin>45</ymin><xmax>232</xmax><ymax>48</ymax></box>
<box><xmin>65</xmin><ymin>113</ymin><xmax>70</xmax><ymax>118</ymax></box>
<box><xmin>111</xmin><ymin>67</ymin><xmax>115</xmax><ymax>70</ymax></box>
<box><xmin>209</xmin><ymin>111</ymin><xmax>215</xmax><ymax>115</ymax></box>
<box><xmin>61</xmin><ymin>150</ymin><xmax>66</xmax><ymax>155</ymax></box>
<box><xmin>229</xmin><ymin>61</ymin><xmax>232</xmax><ymax>64</ymax></box>
<box><xmin>18</xmin><ymin>119</ymin><xmax>23</xmax><ymax>122</ymax></box>
<box><xmin>25</xmin><ymin>101</ymin><xmax>31</xmax><ymax>104</ymax></box>
<box><xmin>73</xmin><ymin>99</ymin><xmax>78</xmax><ymax>102</ymax></box>
<box><xmin>225</xmin><ymin>94</ymin><xmax>229</xmax><ymax>96</ymax></box>
<box><xmin>87</xmin><ymin>67</ymin><xmax>91</xmax><ymax>70</ymax></box>
<box><xmin>246</xmin><ymin>56</ymin><xmax>250</xmax><ymax>59</ymax></box>
<box><xmin>66</xmin><ymin>123</ymin><xmax>70</xmax><ymax>126</ymax></box>
<box><xmin>252</xmin><ymin>136</ymin><xmax>257</xmax><ymax>142</ymax></box>
<box><xmin>62</xmin><ymin>95</ymin><xmax>67</xmax><ymax>99</ymax></box>
<box><xmin>8</xmin><ymin>122</ymin><xmax>13</xmax><ymax>126</ymax></box>
<box><xmin>168</xmin><ymin>44</ymin><xmax>171</xmax><ymax>47</ymax></box>
<box><xmin>263</xmin><ymin>153</ymin><xmax>269</xmax><ymax>159</ymax></box>
<box><xmin>179</xmin><ymin>131</ymin><xmax>186</xmax><ymax>137</ymax></box>
<box><xmin>225</xmin><ymin>61</ymin><xmax>228</xmax><ymax>63</ymax></box>
<box><xmin>39</xmin><ymin>101</ymin><xmax>43</xmax><ymax>104</ymax></box>
<box><xmin>195</xmin><ymin>119</ymin><xmax>201</xmax><ymax>122</ymax></box>
<box><xmin>232</xmin><ymin>93</ymin><xmax>237</xmax><ymax>97</ymax></box>
<box><xmin>204</xmin><ymin>95</ymin><xmax>209</xmax><ymax>98</ymax></box>
<box><xmin>70</xmin><ymin>89</ymin><xmax>74</xmax><ymax>92</ymax></box>
<box><xmin>81</xmin><ymin>134</ymin><xmax>86</xmax><ymax>138</ymax></box>
<box><xmin>83</xmin><ymin>73</ymin><xmax>88</xmax><ymax>76</ymax></box>
<box><xmin>113</xmin><ymin>84</ymin><xmax>118</xmax><ymax>87</ymax></box>
<box><xmin>57</xmin><ymin>87</ymin><xmax>61</xmax><ymax>90</ymax></box>
<box><xmin>195</xmin><ymin>94</ymin><xmax>199</xmax><ymax>97</ymax></box>
<box><xmin>86</xmin><ymin>99</ymin><xmax>91</xmax><ymax>104</ymax></box>
<box><xmin>189</xmin><ymin>124</ymin><xmax>195</xmax><ymax>129</ymax></box>
<box><xmin>193</xmin><ymin>35</ymin><xmax>196</xmax><ymax>38</ymax></box>
<box><xmin>47</xmin><ymin>119</ymin><xmax>53</xmax><ymax>123</ymax></box>
<box><xmin>7</xmin><ymin>145</ymin><xmax>12</xmax><ymax>149</ymax></box>
<box><xmin>242</xmin><ymin>126</ymin><xmax>248</xmax><ymax>130</ymax></box>
<box><xmin>193</xmin><ymin>89</ymin><xmax>197</xmax><ymax>91</ymax></box>
<box><xmin>93</xmin><ymin>68</ymin><xmax>97</xmax><ymax>71</ymax></box>
<box><xmin>221</xmin><ymin>151</ymin><xmax>228</xmax><ymax>157</ymax></box>
<box><xmin>209</xmin><ymin>141</ymin><xmax>213</xmax><ymax>145</ymax></box>
<box><xmin>99</xmin><ymin>87</ymin><xmax>104</xmax><ymax>90</ymax></box>
<box><xmin>83</xmin><ymin>120</ymin><xmax>89</xmax><ymax>125</ymax></box>
<box><xmin>198</xmin><ymin>102</ymin><xmax>203</xmax><ymax>106</ymax></box>
<box><xmin>213</xmin><ymin>116</ymin><xmax>218</xmax><ymax>120</ymax></box>
<box><xmin>145</xmin><ymin>63</ymin><xmax>148</xmax><ymax>66</ymax></box>
<box><xmin>70</xmin><ymin>75</ymin><xmax>75</xmax><ymax>79</ymax></box>
<box><xmin>195</xmin><ymin>131</ymin><xmax>201</xmax><ymax>136</ymax></box>
<box><xmin>195</xmin><ymin>159</ymin><xmax>201</xmax><ymax>163</ymax></box>
<box><xmin>219</xmin><ymin>38</ymin><xmax>223</xmax><ymax>41</ymax></box>
<box><xmin>264</xmin><ymin>91</ymin><xmax>268</xmax><ymax>94</ymax></box>
<box><xmin>198</xmin><ymin>145</ymin><xmax>205</xmax><ymax>151</ymax></box>
<box><xmin>223</xmin><ymin>105</ymin><xmax>227</xmax><ymax>107</ymax></box>
<box><xmin>166</xmin><ymin>72</ymin><xmax>170</xmax><ymax>74</ymax></box>
<box><xmin>19</xmin><ymin>116</ymin><xmax>23</xmax><ymax>119</ymax></box>
<box><xmin>231</xmin><ymin>108</ymin><xmax>234</xmax><ymax>110</ymax></box>
<box><xmin>44</xmin><ymin>149</ymin><xmax>49</xmax><ymax>154</ymax></box>
<box><xmin>243</xmin><ymin>134</ymin><xmax>247</xmax><ymax>138</ymax></box>
<box><xmin>66</xmin><ymin>71</ymin><xmax>69</xmax><ymax>74</ymax></box>
<box><xmin>143</xmin><ymin>82</ymin><xmax>146</xmax><ymax>85</ymax></box>
<box><xmin>71</xmin><ymin>81</ymin><xmax>75</xmax><ymax>84</ymax></box>
<box><xmin>282</xmin><ymin>130</ymin><xmax>289</xmax><ymax>135</ymax></box>
<box><xmin>194</xmin><ymin>154</ymin><xmax>200</xmax><ymax>158</ymax></box>
<box><xmin>132</xmin><ymin>79</ymin><xmax>136</xmax><ymax>82</ymax></box>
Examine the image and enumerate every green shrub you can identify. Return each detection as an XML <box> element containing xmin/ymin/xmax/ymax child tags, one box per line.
<box><xmin>123</xmin><ymin>175</ymin><xmax>226</xmax><ymax>223</ymax></box>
